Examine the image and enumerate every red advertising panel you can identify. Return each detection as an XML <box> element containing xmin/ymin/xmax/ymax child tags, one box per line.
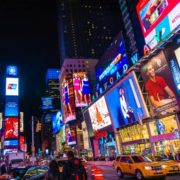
<box><xmin>19</xmin><ymin>135</ymin><xmax>27</xmax><ymax>152</ymax></box>
<box><xmin>4</xmin><ymin>117</ymin><xmax>19</xmax><ymax>139</ymax></box>
<box><xmin>136</xmin><ymin>0</ymin><xmax>180</xmax><ymax>48</ymax></box>
<box><xmin>73</xmin><ymin>72</ymin><xmax>91</xmax><ymax>107</ymax></box>
<box><xmin>61</xmin><ymin>73</ymin><xmax>76</xmax><ymax>123</ymax></box>
<box><xmin>141</xmin><ymin>50</ymin><xmax>180</xmax><ymax>117</ymax></box>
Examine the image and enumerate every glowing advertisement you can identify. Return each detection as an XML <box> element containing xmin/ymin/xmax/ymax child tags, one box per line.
<box><xmin>141</xmin><ymin>51</ymin><xmax>180</xmax><ymax>117</ymax></box>
<box><xmin>96</xmin><ymin>32</ymin><xmax>129</xmax><ymax>95</ymax></box>
<box><xmin>19</xmin><ymin>136</ymin><xmax>26</xmax><ymax>152</ymax></box>
<box><xmin>5</xmin><ymin>96</ymin><xmax>18</xmax><ymax>117</ymax></box>
<box><xmin>136</xmin><ymin>0</ymin><xmax>180</xmax><ymax>49</ymax></box>
<box><xmin>106</xmin><ymin>71</ymin><xmax>149</xmax><ymax>129</ymax></box>
<box><xmin>73</xmin><ymin>72</ymin><xmax>91</xmax><ymax>107</ymax></box>
<box><xmin>66</xmin><ymin>125</ymin><xmax>77</xmax><ymax>146</ymax></box>
<box><xmin>4</xmin><ymin>140</ymin><xmax>18</xmax><ymax>147</ymax></box>
<box><xmin>88</xmin><ymin>96</ymin><xmax>111</xmax><ymax>131</ymax></box>
<box><xmin>5</xmin><ymin>78</ymin><xmax>19</xmax><ymax>96</ymax></box>
<box><xmin>174</xmin><ymin>47</ymin><xmax>180</xmax><ymax>68</ymax></box>
<box><xmin>19</xmin><ymin>112</ymin><xmax>24</xmax><ymax>133</ymax></box>
<box><xmin>149</xmin><ymin>115</ymin><xmax>180</xmax><ymax>143</ymax></box>
<box><xmin>52</xmin><ymin>111</ymin><xmax>63</xmax><ymax>134</ymax></box>
<box><xmin>6</xmin><ymin>66</ymin><xmax>18</xmax><ymax>76</ymax></box>
<box><xmin>4</xmin><ymin>118</ymin><xmax>19</xmax><ymax>139</ymax></box>
<box><xmin>82</xmin><ymin>121</ymin><xmax>90</xmax><ymax>149</ymax></box>
<box><xmin>0</xmin><ymin>113</ymin><xmax>2</xmax><ymax>130</ymax></box>
<box><xmin>61</xmin><ymin>74</ymin><xmax>76</xmax><ymax>123</ymax></box>
<box><xmin>41</xmin><ymin>97</ymin><xmax>53</xmax><ymax>110</ymax></box>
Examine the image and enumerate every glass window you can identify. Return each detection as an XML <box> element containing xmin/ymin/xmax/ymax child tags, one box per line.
<box><xmin>131</xmin><ymin>156</ymin><xmax>151</xmax><ymax>163</ymax></box>
<box><xmin>120</xmin><ymin>156</ymin><xmax>127</xmax><ymax>162</ymax></box>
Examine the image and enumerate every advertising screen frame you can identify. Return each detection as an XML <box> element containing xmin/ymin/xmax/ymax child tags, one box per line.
<box><xmin>5</xmin><ymin>96</ymin><xmax>18</xmax><ymax>117</ymax></box>
<box><xmin>5</xmin><ymin>78</ymin><xmax>19</xmax><ymax>96</ymax></box>
<box><xmin>105</xmin><ymin>71</ymin><xmax>150</xmax><ymax>129</ymax></box>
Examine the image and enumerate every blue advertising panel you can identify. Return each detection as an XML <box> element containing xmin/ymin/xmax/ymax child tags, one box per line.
<box><xmin>4</xmin><ymin>140</ymin><xmax>18</xmax><ymax>146</ymax></box>
<box><xmin>105</xmin><ymin>71</ymin><xmax>149</xmax><ymax>129</ymax></box>
<box><xmin>6</xmin><ymin>66</ymin><xmax>18</xmax><ymax>76</ymax></box>
<box><xmin>5</xmin><ymin>96</ymin><xmax>18</xmax><ymax>117</ymax></box>
<box><xmin>41</xmin><ymin>97</ymin><xmax>53</xmax><ymax>110</ymax></box>
<box><xmin>52</xmin><ymin>111</ymin><xmax>63</xmax><ymax>134</ymax></box>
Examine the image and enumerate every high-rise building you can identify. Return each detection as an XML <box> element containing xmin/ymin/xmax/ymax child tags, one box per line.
<box><xmin>57</xmin><ymin>0</ymin><xmax>122</xmax><ymax>64</ymax></box>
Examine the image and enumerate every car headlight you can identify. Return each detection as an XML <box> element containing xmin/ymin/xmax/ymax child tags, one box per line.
<box><xmin>161</xmin><ymin>165</ymin><xmax>168</xmax><ymax>169</ymax></box>
<box><xmin>144</xmin><ymin>166</ymin><xmax>152</xmax><ymax>170</ymax></box>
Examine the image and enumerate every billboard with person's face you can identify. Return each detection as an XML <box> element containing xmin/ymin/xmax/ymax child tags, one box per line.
<box><xmin>136</xmin><ymin>0</ymin><xmax>180</xmax><ymax>49</ymax></box>
<box><xmin>61</xmin><ymin>73</ymin><xmax>76</xmax><ymax>123</ymax></box>
<box><xmin>141</xmin><ymin>50</ymin><xmax>180</xmax><ymax>117</ymax></box>
<box><xmin>73</xmin><ymin>72</ymin><xmax>91</xmax><ymax>107</ymax></box>
<box><xmin>4</xmin><ymin>118</ymin><xmax>19</xmax><ymax>139</ymax></box>
<box><xmin>88</xmin><ymin>96</ymin><xmax>112</xmax><ymax>131</ymax></box>
<box><xmin>105</xmin><ymin>71</ymin><xmax>149</xmax><ymax>129</ymax></box>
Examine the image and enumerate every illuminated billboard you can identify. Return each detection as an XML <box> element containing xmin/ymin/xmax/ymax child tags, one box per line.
<box><xmin>0</xmin><ymin>113</ymin><xmax>2</xmax><ymax>130</ymax></box>
<box><xmin>136</xmin><ymin>0</ymin><xmax>180</xmax><ymax>48</ymax></box>
<box><xmin>174</xmin><ymin>47</ymin><xmax>180</xmax><ymax>68</ymax></box>
<box><xmin>4</xmin><ymin>118</ymin><xmax>19</xmax><ymax>139</ymax></box>
<box><xmin>61</xmin><ymin>73</ymin><xmax>76</xmax><ymax>123</ymax></box>
<box><xmin>52</xmin><ymin>111</ymin><xmax>63</xmax><ymax>134</ymax></box>
<box><xmin>4</xmin><ymin>140</ymin><xmax>18</xmax><ymax>147</ymax></box>
<box><xmin>5</xmin><ymin>96</ymin><xmax>18</xmax><ymax>117</ymax></box>
<box><xmin>19</xmin><ymin>112</ymin><xmax>24</xmax><ymax>133</ymax></box>
<box><xmin>141</xmin><ymin>50</ymin><xmax>180</xmax><ymax>117</ymax></box>
<box><xmin>19</xmin><ymin>136</ymin><xmax>26</xmax><ymax>152</ymax></box>
<box><xmin>88</xmin><ymin>96</ymin><xmax>111</xmax><ymax>131</ymax></box>
<box><xmin>6</xmin><ymin>66</ymin><xmax>18</xmax><ymax>76</ymax></box>
<box><xmin>66</xmin><ymin>125</ymin><xmax>77</xmax><ymax>146</ymax></box>
<box><xmin>41</xmin><ymin>97</ymin><xmax>53</xmax><ymax>110</ymax></box>
<box><xmin>73</xmin><ymin>72</ymin><xmax>91</xmax><ymax>107</ymax></box>
<box><xmin>5</xmin><ymin>78</ymin><xmax>19</xmax><ymax>96</ymax></box>
<box><xmin>149</xmin><ymin>115</ymin><xmax>179</xmax><ymax>142</ymax></box>
<box><xmin>105</xmin><ymin>71</ymin><xmax>150</xmax><ymax>129</ymax></box>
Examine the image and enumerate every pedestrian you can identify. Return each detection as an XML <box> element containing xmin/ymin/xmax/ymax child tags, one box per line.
<box><xmin>63</xmin><ymin>150</ymin><xmax>87</xmax><ymax>180</ymax></box>
<box><xmin>47</xmin><ymin>160</ymin><xmax>60</xmax><ymax>180</ymax></box>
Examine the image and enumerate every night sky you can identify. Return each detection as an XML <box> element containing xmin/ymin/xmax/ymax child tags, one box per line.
<box><xmin>0</xmin><ymin>0</ymin><xmax>59</xmax><ymax>146</ymax></box>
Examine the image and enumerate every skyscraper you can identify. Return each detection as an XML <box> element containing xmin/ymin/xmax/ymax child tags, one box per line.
<box><xmin>57</xmin><ymin>0</ymin><xmax>122</xmax><ymax>64</ymax></box>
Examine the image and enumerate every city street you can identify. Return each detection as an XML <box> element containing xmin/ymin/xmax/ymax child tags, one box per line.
<box><xmin>88</xmin><ymin>165</ymin><xmax>180</xmax><ymax>180</ymax></box>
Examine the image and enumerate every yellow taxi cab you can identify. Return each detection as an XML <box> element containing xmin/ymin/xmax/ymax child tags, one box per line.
<box><xmin>115</xmin><ymin>155</ymin><xmax>166</xmax><ymax>180</ymax></box>
<box><xmin>153</xmin><ymin>156</ymin><xmax>180</xmax><ymax>175</ymax></box>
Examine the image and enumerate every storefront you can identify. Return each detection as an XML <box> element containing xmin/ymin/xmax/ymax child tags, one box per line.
<box><xmin>119</xmin><ymin>123</ymin><xmax>151</xmax><ymax>155</ymax></box>
<box><xmin>148</xmin><ymin>115</ymin><xmax>180</xmax><ymax>157</ymax></box>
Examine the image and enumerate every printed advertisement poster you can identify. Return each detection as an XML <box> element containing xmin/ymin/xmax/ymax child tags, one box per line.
<box><xmin>136</xmin><ymin>0</ymin><xmax>180</xmax><ymax>48</ymax></box>
<box><xmin>149</xmin><ymin>115</ymin><xmax>180</xmax><ymax>142</ymax></box>
<box><xmin>4</xmin><ymin>118</ymin><xmax>19</xmax><ymax>139</ymax></box>
<box><xmin>73</xmin><ymin>72</ymin><xmax>91</xmax><ymax>107</ymax></box>
<box><xmin>106</xmin><ymin>71</ymin><xmax>149</xmax><ymax>129</ymax></box>
<box><xmin>88</xmin><ymin>96</ymin><xmax>111</xmax><ymax>131</ymax></box>
<box><xmin>66</xmin><ymin>125</ymin><xmax>77</xmax><ymax>146</ymax></box>
<box><xmin>61</xmin><ymin>73</ymin><xmax>76</xmax><ymax>123</ymax></box>
<box><xmin>141</xmin><ymin>50</ymin><xmax>180</xmax><ymax>117</ymax></box>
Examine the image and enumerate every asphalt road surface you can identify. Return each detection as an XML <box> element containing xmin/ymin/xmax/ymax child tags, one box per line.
<box><xmin>88</xmin><ymin>165</ymin><xmax>180</xmax><ymax>180</ymax></box>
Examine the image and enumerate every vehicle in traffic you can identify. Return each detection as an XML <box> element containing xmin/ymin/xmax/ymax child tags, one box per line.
<box><xmin>9</xmin><ymin>159</ymin><xmax>24</xmax><ymax>170</ymax></box>
<box><xmin>115</xmin><ymin>155</ymin><xmax>166</xmax><ymax>180</ymax></box>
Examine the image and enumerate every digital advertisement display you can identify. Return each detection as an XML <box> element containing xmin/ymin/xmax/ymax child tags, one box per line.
<box><xmin>41</xmin><ymin>97</ymin><xmax>53</xmax><ymax>110</ymax></box>
<box><xmin>19</xmin><ymin>136</ymin><xmax>26</xmax><ymax>152</ymax></box>
<box><xmin>5</xmin><ymin>96</ymin><xmax>18</xmax><ymax>117</ymax></box>
<box><xmin>52</xmin><ymin>111</ymin><xmax>63</xmax><ymax>134</ymax></box>
<box><xmin>136</xmin><ymin>0</ymin><xmax>180</xmax><ymax>48</ymax></box>
<box><xmin>44</xmin><ymin>113</ymin><xmax>52</xmax><ymax>123</ymax></box>
<box><xmin>149</xmin><ymin>115</ymin><xmax>180</xmax><ymax>142</ymax></box>
<box><xmin>88</xmin><ymin>96</ymin><xmax>112</xmax><ymax>131</ymax></box>
<box><xmin>141</xmin><ymin>50</ymin><xmax>180</xmax><ymax>117</ymax></box>
<box><xmin>0</xmin><ymin>113</ymin><xmax>2</xmax><ymax>130</ymax></box>
<box><xmin>96</xmin><ymin>32</ymin><xmax>129</xmax><ymax>95</ymax></box>
<box><xmin>106</xmin><ymin>71</ymin><xmax>150</xmax><ymax>129</ymax></box>
<box><xmin>6</xmin><ymin>78</ymin><xmax>19</xmax><ymax>96</ymax></box>
<box><xmin>19</xmin><ymin>112</ymin><xmax>24</xmax><ymax>133</ymax></box>
<box><xmin>73</xmin><ymin>72</ymin><xmax>91</xmax><ymax>107</ymax></box>
<box><xmin>61</xmin><ymin>73</ymin><xmax>76</xmax><ymax>123</ymax></box>
<box><xmin>66</xmin><ymin>125</ymin><xmax>77</xmax><ymax>146</ymax></box>
<box><xmin>4</xmin><ymin>118</ymin><xmax>19</xmax><ymax>139</ymax></box>
<box><xmin>174</xmin><ymin>47</ymin><xmax>180</xmax><ymax>68</ymax></box>
<box><xmin>82</xmin><ymin>121</ymin><xmax>90</xmax><ymax>149</ymax></box>
<box><xmin>4</xmin><ymin>140</ymin><xmax>18</xmax><ymax>147</ymax></box>
<box><xmin>6</xmin><ymin>66</ymin><xmax>18</xmax><ymax>76</ymax></box>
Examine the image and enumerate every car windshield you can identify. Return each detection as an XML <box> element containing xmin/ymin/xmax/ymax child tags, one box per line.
<box><xmin>131</xmin><ymin>156</ymin><xmax>152</xmax><ymax>163</ymax></box>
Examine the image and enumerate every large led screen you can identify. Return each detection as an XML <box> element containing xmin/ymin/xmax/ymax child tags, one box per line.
<box><xmin>136</xmin><ymin>0</ymin><xmax>180</xmax><ymax>49</ymax></box>
<box><xmin>19</xmin><ymin>112</ymin><xmax>24</xmax><ymax>133</ymax></box>
<box><xmin>4</xmin><ymin>118</ymin><xmax>19</xmax><ymax>139</ymax></box>
<box><xmin>106</xmin><ymin>71</ymin><xmax>149</xmax><ymax>129</ymax></box>
<box><xmin>61</xmin><ymin>74</ymin><xmax>76</xmax><ymax>123</ymax></box>
<box><xmin>6</xmin><ymin>66</ymin><xmax>18</xmax><ymax>76</ymax></box>
<box><xmin>66</xmin><ymin>125</ymin><xmax>77</xmax><ymax>146</ymax></box>
<box><xmin>41</xmin><ymin>97</ymin><xmax>53</xmax><ymax>110</ymax></box>
<box><xmin>88</xmin><ymin>96</ymin><xmax>111</xmax><ymax>131</ymax></box>
<box><xmin>141</xmin><ymin>51</ymin><xmax>180</xmax><ymax>117</ymax></box>
<box><xmin>6</xmin><ymin>78</ymin><xmax>19</xmax><ymax>96</ymax></box>
<box><xmin>5</xmin><ymin>96</ymin><xmax>18</xmax><ymax>117</ymax></box>
<box><xmin>73</xmin><ymin>72</ymin><xmax>91</xmax><ymax>107</ymax></box>
<box><xmin>174</xmin><ymin>47</ymin><xmax>180</xmax><ymax>68</ymax></box>
<box><xmin>52</xmin><ymin>111</ymin><xmax>63</xmax><ymax>134</ymax></box>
